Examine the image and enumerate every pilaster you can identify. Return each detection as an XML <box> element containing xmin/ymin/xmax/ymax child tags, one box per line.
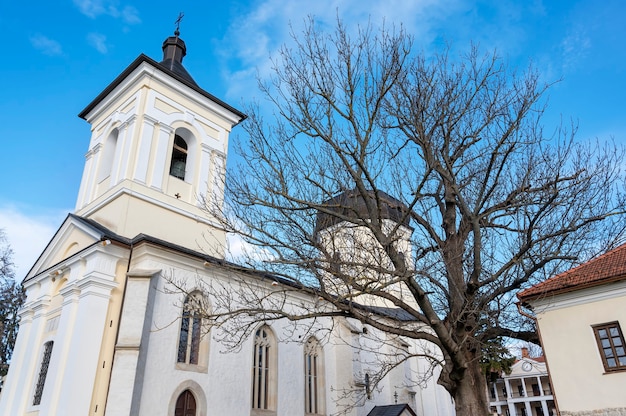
<box><xmin>76</xmin><ymin>143</ymin><xmax>101</xmax><ymax>210</ymax></box>
<box><xmin>105</xmin><ymin>270</ymin><xmax>158</xmax><ymax>416</ymax></box>
<box><xmin>134</xmin><ymin>115</ymin><xmax>158</xmax><ymax>184</ymax></box>
<box><xmin>9</xmin><ymin>297</ymin><xmax>51</xmax><ymax>415</ymax></box>
<box><xmin>152</xmin><ymin>123</ymin><xmax>174</xmax><ymax>191</ymax></box>
<box><xmin>113</xmin><ymin>115</ymin><xmax>138</xmax><ymax>185</ymax></box>
<box><xmin>53</xmin><ymin>276</ymin><xmax>118</xmax><ymax>415</ymax></box>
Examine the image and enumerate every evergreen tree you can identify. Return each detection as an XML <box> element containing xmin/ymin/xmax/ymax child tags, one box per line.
<box><xmin>0</xmin><ymin>230</ymin><xmax>25</xmax><ymax>377</ymax></box>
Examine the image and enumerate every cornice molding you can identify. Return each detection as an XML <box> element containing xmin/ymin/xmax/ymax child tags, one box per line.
<box><xmin>529</xmin><ymin>280</ymin><xmax>626</xmax><ymax>313</ymax></box>
<box><xmin>81</xmin><ymin>60</ymin><xmax>244</xmax><ymax>127</ymax></box>
<box><xmin>79</xmin><ymin>185</ymin><xmax>222</xmax><ymax>230</ymax></box>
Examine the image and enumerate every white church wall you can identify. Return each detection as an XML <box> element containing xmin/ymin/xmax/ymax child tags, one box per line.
<box><xmin>123</xmin><ymin>243</ymin><xmax>453</xmax><ymax>416</ymax></box>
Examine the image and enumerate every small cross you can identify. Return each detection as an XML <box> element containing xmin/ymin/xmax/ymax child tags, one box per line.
<box><xmin>175</xmin><ymin>193</ymin><xmax>181</xmax><ymax>199</ymax></box>
<box><xmin>174</xmin><ymin>12</ymin><xmax>184</xmax><ymax>36</ymax></box>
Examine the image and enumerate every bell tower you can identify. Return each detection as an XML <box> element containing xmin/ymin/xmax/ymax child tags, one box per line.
<box><xmin>314</xmin><ymin>190</ymin><xmax>415</xmax><ymax>307</ymax></box>
<box><xmin>74</xmin><ymin>31</ymin><xmax>245</xmax><ymax>257</ymax></box>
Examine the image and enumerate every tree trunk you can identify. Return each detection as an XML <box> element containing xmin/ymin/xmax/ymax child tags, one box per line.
<box><xmin>453</xmin><ymin>356</ymin><xmax>490</xmax><ymax>416</ymax></box>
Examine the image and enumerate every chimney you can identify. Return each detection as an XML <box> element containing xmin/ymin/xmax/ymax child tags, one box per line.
<box><xmin>521</xmin><ymin>347</ymin><xmax>529</xmax><ymax>358</ymax></box>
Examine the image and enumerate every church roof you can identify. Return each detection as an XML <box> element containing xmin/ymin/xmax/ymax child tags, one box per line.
<box><xmin>367</xmin><ymin>404</ymin><xmax>417</xmax><ymax>416</ymax></box>
<box><xmin>314</xmin><ymin>189</ymin><xmax>412</xmax><ymax>235</ymax></box>
<box><xmin>79</xmin><ymin>34</ymin><xmax>245</xmax><ymax>121</ymax></box>
<box><xmin>367</xmin><ymin>306</ymin><xmax>416</xmax><ymax>322</ymax></box>
<box><xmin>518</xmin><ymin>242</ymin><xmax>626</xmax><ymax>303</ymax></box>
<box><xmin>26</xmin><ymin>214</ymin><xmax>419</xmax><ymax>325</ymax></box>
<box><xmin>159</xmin><ymin>34</ymin><xmax>197</xmax><ymax>85</ymax></box>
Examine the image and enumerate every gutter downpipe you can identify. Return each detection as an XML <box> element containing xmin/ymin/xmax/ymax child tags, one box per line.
<box><xmin>516</xmin><ymin>301</ymin><xmax>561</xmax><ymax>416</ymax></box>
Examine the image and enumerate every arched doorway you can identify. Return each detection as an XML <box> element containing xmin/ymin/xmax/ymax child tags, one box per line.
<box><xmin>174</xmin><ymin>389</ymin><xmax>196</xmax><ymax>416</ymax></box>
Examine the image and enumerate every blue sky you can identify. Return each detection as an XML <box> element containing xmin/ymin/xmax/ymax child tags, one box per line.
<box><xmin>1</xmin><ymin>0</ymin><xmax>625</xmax><ymax>279</ymax></box>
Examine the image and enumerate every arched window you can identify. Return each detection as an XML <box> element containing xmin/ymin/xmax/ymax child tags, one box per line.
<box><xmin>174</xmin><ymin>390</ymin><xmax>197</xmax><ymax>416</ymax></box>
<box><xmin>170</xmin><ymin>134</ymin><xmax>188</xmax><ymax>180</ymax></box>
<box><xmin>252</xmin><ymin>325</ymin><xmax>277</xmax><ymax>412</ymax></box>
<box><xmin>177</xmin><ymin>294</ymin><xmax>203</xmax><ymax>365</ymax></box>
<box><xmin>304</xmin><ymin>337</ymin><xmax>325</xmax><ymax>415</ymax></box>
<box><xmin>33</xmin><ymin>341</ymin><xmax>54</xmax><ymax>406</ymax></box>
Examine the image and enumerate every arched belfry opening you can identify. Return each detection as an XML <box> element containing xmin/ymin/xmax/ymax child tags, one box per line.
<box><xmin>170</xmin><ymin>135</ymin><xmax>188</xmax><ymax>180</ymax></box>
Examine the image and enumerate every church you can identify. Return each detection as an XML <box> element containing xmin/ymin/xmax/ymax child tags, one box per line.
<box><xmin>0</xmin><ymin>30</ymin><xmax>455</xmax><ymax>416</ymax></box>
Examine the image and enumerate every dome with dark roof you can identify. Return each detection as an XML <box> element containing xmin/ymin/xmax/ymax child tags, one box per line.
<box><xmin>314</xmin><ymin>189</ymin><xmax>412</xmax><ymax>236</ymax></box>
<box><xmin>159</xmin><ymin>35</ymin><xmax>198</xmax><ymax>86</ymax></box>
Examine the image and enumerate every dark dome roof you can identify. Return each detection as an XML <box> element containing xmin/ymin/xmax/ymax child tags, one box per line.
<box><xmin>159</xmin><ymin>35</ymin><xmax>198</xmax><ymax>86</ymax></box>
<box><xmin>314</xmin><ymin>189</ymin><xmax>411</xmax><ymax>235</ymax></box>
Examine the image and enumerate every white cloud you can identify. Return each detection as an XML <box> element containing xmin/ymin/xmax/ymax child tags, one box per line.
<box><xmin>226</xmin><ymin>233</ymin><xmax>274</xmax><ymax>264</ymax></box>
<box><xmin>73</xmin><ymin>0</ymin><xmax>106</xmax><ymax>18</ymax></box>
<box><xmin>73</xmin><ymin>0</ymin><xmax>141</xmax><ymax>24</ymax></box>
<box><xmin>0</xmin><ymin>206</ymin><xmax>67</xmax><ymax>281</ymax></box>
<box><xmin>560</xmin><ymin>28</ymin><xmax>591</xmax><ymax>71</ymax></box>
<box><xmin>121</xmin><ymin>5</ymin><xmax>141</xmax><ymax>25</ymax></box>
<box><xmin>87</xmin><ymin>32</ymin><xmax>109</xmax><ymax>54</ymax></box>
<box><xmin>218</xmin><ymin>0</ymin><xmax>463</xmax><ymax>102</ymax></box>
<box><xmin>30</xmin><ymin>34</ymin><xmax>63</xmax><ymax>56</ymax></box>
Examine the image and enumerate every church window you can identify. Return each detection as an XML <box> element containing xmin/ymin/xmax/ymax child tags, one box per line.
<box><xmin>33</xmin><ymin>341</ymin><xmax>54</xmax><ymax>406</ymax></box>
<box><xmin>252</xmin><ymin>325</ymin><xmax>277</xmax><ymax>412</ymax></box>
<box><xmin>174</xmin><ymin>389</ymin><xmax>197</xmax><ymax>416</ymax></box>
<box><xmin>177</xmin><ymin>294</ymin><xmax>203</xmax><ymax>365</ymax></box>
<box><xmin>170</xmin><ymin>134</ymin><xmax>188</xmax><ymax>180</ymax></box>
<box><xmin>304</xmin><ymin>337</ymin><xmax>325</xmax><ymax>415</ymax></box>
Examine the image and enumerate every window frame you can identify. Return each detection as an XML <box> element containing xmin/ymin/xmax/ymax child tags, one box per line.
<box><xmin>33</xmin><ymin>341</ymin><xmax>54</xmax><ymax>406</ymax></box>
<box><xmin>592</xmin><ymin>321</ymin><xmax>626</xmax><ymax>373</ymax></box>
<box><xmin>176</xmin><ymin>293</ymin><xmax>209</xmax><ymax>371</ymax></box>
<box><xmin>251</xmin><ymin>325</ymin><xmax>277</xmax><ymax>414</ymax></box>
<box><xmin>304</xmin><ymin>337</ymin><xmax>325</xmax><ymax>415</ymax></box>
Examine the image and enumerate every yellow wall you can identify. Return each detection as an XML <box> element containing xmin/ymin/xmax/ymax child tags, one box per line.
<box><xmin>533</xmin><ymin>283</ymin><xmax>626</xmax><ymax>412</ymax></box>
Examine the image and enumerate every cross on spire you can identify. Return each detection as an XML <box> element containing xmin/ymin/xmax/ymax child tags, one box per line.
<box><xmin>174</xmin><ymin>12</ymin><xmax>184</xmax><ymax>36</ymax></box>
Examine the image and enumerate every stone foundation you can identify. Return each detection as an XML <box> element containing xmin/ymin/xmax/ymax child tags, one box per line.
<box><xmin>561</xmin><ymin>409</ymin><xmax>626</xmax><ymax>416</ymax></box>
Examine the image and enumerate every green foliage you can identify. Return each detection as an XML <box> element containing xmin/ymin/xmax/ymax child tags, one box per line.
<box><xmin>0</xmin><ymin>230</ymin><xmax>25</xmax><ymax>377</ymax></box>
<box><xmin>481</xmin><ymin>338</ymin><xmax>516</xmax><ymax>382</ymax></box>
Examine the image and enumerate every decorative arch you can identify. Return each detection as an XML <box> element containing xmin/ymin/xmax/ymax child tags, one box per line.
<box><xmin>168</xmin><ymin>380</ymin><xmax>207</xmax><ymax>416</ymax></box>
<box><xmin>61</xmin><ymin>242</ymin><xmax>80</xmax><ymax>260</ymax></box>
<box><xmin>251</xmin><ymin>324</ymin><xmax>278</xmax><ymax>414</ymax></box>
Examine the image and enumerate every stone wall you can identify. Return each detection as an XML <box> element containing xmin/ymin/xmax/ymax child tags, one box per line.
<box><xmin>562</xmin><ymin>409</ymin><xmax>626</xmax><ymax>416</ymax></box>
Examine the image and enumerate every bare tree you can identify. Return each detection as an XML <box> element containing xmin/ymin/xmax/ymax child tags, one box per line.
<box><xmin>198</xmin><ymin>19</ymin><xmax>624</xmax><ymax>415</ymax></box>
<box><xmin>0</xmin><ymin>229</ymin><xmax>24</xmax><ymax>377</ymax></box>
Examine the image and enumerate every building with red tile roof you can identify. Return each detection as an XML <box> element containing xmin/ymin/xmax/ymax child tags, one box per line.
<box><xmin>518</xmin><ymin>243</ymin><xmax>626</xmax><ymax>416</ymax></box>
<box><xmin>518</xmin><ymin>242</ymin><xmax>626</xmax><ymax>302</ymax></box>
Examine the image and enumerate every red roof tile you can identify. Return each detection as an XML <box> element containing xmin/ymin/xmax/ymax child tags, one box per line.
<box><xmin>518</xmin><ymin>242</ymin><xmax>626</xmax><ymax>302</ymax></box>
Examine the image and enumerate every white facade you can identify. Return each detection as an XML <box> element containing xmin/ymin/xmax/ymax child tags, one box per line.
<box><xmin>0</xmin><ymin>34</ymin><xmax>455</xmax><ymax>416</ymax></box>
<box><xmin>488</xmin><ymin>355</ymin><xmax>556</xmax><ymax>416</ymax></box>
<box><xmin>523</xmin><ymin>281</ymin><xmax>626</xmax><ymax>416</ymax></box>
